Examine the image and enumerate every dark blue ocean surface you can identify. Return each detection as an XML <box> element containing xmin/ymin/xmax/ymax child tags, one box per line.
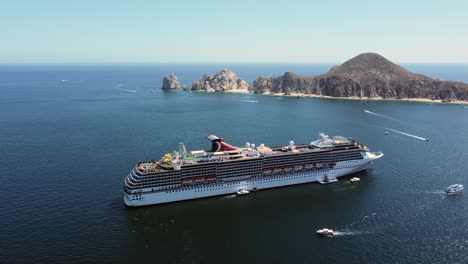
<box><xmin>1</xmin><ymin>64</ymin><xmax>468</xmax><ymax>263</ymax></box>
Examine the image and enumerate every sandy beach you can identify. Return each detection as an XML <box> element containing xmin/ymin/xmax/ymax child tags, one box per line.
<box><xmin>213</xmin><ymin>89</ymin><xmax>468</xmax><ymax>105</ymax></box>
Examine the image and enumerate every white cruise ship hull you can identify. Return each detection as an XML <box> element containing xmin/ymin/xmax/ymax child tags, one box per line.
<box><xmin>124</xmin><ymin>152</ymin><xmax>382</xmax><ymax>207</ymax></box>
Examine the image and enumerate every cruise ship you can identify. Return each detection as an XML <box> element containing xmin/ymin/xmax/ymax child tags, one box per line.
<box><xmin>123</xmin><ymin>133</ymin><xmax>383</xmax><ymax>207</ymax></box>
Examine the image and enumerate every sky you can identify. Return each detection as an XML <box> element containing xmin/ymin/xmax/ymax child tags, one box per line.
<box><xmin>0</xmin><ymin>0</ymin><xmax>467</xmax><ymax>63</ymax></box>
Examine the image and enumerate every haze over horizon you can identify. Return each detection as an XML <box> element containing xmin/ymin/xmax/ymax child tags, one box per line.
<box><xmin>1</xmin><ymin>0</ymin><xmax>467</xmax><ymax>63</ymax></box>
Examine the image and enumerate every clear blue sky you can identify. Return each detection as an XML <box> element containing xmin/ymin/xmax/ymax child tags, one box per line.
<box><xmin>1</xmin><ymin>0</ymin><xmax>467</xmax><ymax>63</ymax></box>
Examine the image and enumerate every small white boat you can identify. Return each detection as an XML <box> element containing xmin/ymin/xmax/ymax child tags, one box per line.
<box><xmin>236</xmin><ymin>189</ymin><xmax>250</xmax><ymax>196</ymax></box>
<box><xmin>385</xmin><ymin>131</ymin><xmax>388</xmax><ymax>135</ymax></box>
<box><xmin>316</xmin><ymin>228</ymin><xmax>334</xmax><ymax>237</ymax></box>
<box><xmin>350</xmin><ymin>177</ymin><xmax>360</xmax><ymax>183</ymax></box>
<box><xmin>445</xmin><ymin>184</ymin><xmax>464</xmax><ymax>195</ymax></box>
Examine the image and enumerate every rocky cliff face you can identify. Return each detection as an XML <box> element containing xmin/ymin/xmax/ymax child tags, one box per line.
<box><xmin>162</xmin><ymin>73</ymin><xmax>180</xmax><ymax>89</ymax></box>
<box><xmin>192</xmin><ymin>69</ymin><xmax>249</xmax><ymax>91</ymax></box>
<box><xmin>250</xmin><ymin>53</ymin><xmax>468</xmax><ymax>101</ymax></box>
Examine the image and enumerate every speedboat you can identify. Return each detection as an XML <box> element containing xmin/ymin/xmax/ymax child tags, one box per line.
<box><xmin>350</xmin><ymin>177</ymin><xmax>360</xmax><ymax>183</ymax></box>
<box><xmin>236</xmin><ymin>189</ymin><xmax>250</xmax><ymax>196</ymax></box>
<box><xmin>316</xmin><ymin>228</ymin><xmax>334</xmax><ymax>237</ymax></box>
<box><xmin>445</xmin><ymin>184</ymin><xmax>463</xmax><ymax>195</ymax></box>
<box><xmin>385</xmin><ymin>131</ymin><xmax>388</xmax><ymax>135</ymax></box>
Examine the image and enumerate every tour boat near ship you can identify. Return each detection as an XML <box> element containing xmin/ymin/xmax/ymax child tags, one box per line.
<box><xmin>123</xmin><ymin>133</ymin><xmax>383</xmax><ymax>207</ymax></box>
<box><xmin>350</xmin><ymin>177</ymin><xmax>361</xmax><ymax>183</ymax></box>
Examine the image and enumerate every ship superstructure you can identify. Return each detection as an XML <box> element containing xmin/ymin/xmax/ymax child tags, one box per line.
<box><xmin>123</xmin><ymin>133</ymin><xmax>383</xmax><ymax>206</ymax></box>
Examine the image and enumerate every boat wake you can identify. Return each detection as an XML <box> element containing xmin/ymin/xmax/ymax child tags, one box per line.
<box><xmin>115</xmin><ymin>83</ymin><xmax>137</xmax><ymax>93</ymax></box>
<box><xmin>425</xmin><ymin>190</ymin><xmax>446</xmax><ymax>195</ymax></box>
<box><xmin>364</xmin><ymin>110</ymin><xmax>398</xmax><ymax>121</ymax></box>
<box><xmin>222</xmin><ymin>194</ymin><xmax>237</xmax><ymax>199</ymax></box>
<box><xmin>333</xmin><ymin>230</ymin><xmax>368</xmax><ymax>236</ymax></box>
<box><xmin>386</xmin><ymin>128</ymin><xmax>428</xmax><ymax>141</ymax></box>
<box><xmin>345</xmin><ymin>212</ymin><xmax>378</xmax><ymax>226</ymax></box>
<box><xmin>117</xmin><ymin>88</ymin><xmax>137</xmax><ymax>93</ymax></box>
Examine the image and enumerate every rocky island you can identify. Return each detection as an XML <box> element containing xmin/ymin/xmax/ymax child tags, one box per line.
<box><xmin>250</xmin><ymin>53</ymin><xmax>468</xmax><ymax>102</ymax></box>
<box><xmin>161</xmin><ymin>73</ymin><xmax>180</xmax><ymax>90</ymax></box>
<box><xmin>191</xmin><ymin>69</ymin><xmax>249</xmax><ymax>92</ymax></box>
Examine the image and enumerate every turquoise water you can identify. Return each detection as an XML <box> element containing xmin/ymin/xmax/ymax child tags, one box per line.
<box><xmin>1</xmin><ymin>64</ymin><xmax>468</xmax><ymax>263</ymax></box>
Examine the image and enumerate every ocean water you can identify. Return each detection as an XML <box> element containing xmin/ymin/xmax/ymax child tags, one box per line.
<box><xmin>1</xmin><ymin>63</ymin><xmax>468</xmax><ymax>264</ymax></box>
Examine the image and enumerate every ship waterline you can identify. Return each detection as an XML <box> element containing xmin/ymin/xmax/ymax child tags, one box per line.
<box><xmin>123</xmin><ymin>134</ymin><xmax>383</xmax><ymax>207</ymax></box>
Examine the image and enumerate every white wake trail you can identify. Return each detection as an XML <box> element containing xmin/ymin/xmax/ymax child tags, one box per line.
<box><xmin>364</xmin><ymin>110</ymin><xmax>398</xmax><ymax>121</ymax></box>
<box><xmin>117</xmin><ymin>88</ymin><xmax>137</xmax><ymax>93</ymax></box>
<box><xmin>387</xmin><ymin>128</ymin><xmax>428</xmax><ymax>141</ymax></box>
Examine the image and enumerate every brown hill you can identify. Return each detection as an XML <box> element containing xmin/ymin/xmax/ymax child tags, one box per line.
<box><xmin>250</xmin><ymin>53</ymin><xmax>468</xmax><ymax>102</ymax></box>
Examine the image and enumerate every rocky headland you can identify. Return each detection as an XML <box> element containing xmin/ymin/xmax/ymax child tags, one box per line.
<box><xmin>249</xmin><ymin>53</ymin><xmax>468</xmax><ymax>102</ymax></box>
<box><xmin>161</xmin><ymin>73</ymin><xmax>180</xmax><ymax>90</ymax></box>
<box><xmin>161</xmin><ymin>53</ymin><xmax>468</xmax><ymax>103</ymax></box>
<box><xmin>191</xmin><ymin>69</ymin><xmax>249</xmax><ymax>92</ymax></box>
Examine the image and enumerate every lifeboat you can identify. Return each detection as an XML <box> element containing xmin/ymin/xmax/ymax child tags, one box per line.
<box><xmin>273</xmin><ymin>168</ymin><xmax>282</xmax><ymax>174</ymax></box>
<box><xmin>305</xmin><ymin>164</ymin><xmax>314</xmax><ymax>169</ymax></box>
<box><xmin>283</xmin><ymin>167</ymin><xmax>292</xmax><ymax>172</ymax></box>
<box><xmin>263</xmin><ymin>169</ymin><xmax>272</xmax><ymax>174</ymax></box>
<box><xmin>206</xmin><ymin>175</ymin><xmax>217</xmax><ymax>180</ymax></box>
<box><xmin>182</xmin><ymin>178</ymin><xmax>193</xmax><ymax>184</ymax></box>
<box><xmin>293</xmin><ymin>165</ymin><xmax>303</xmax><ymax>171</ymax></box>
<box><xmin>195</xmin><ymin>177</ymin><xmax>205</xmax><ymax>182</ymax></box>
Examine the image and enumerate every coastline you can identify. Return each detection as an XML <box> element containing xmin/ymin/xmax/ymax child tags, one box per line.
<box><xmin>196</xmin><ymin>89</ymin><xmax>468</xmax><ymax>105</ymax></box>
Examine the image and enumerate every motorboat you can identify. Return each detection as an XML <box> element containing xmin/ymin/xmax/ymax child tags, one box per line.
<box><xmin>445</xmin><ymin>184</ymin><xmax>464</xmax><ymax>195</ymax></box>
<box><xmin>236</xmin><ymin>189</ymin><xmax>250</xmax><ymax>196</ymax></box>
<box><xmin>316</xmin><ymin>228</ymin><xmax>334</xmax><ymax>237</ymax></box>
<box><xmin>385</xmin><ymin>131</ymin><xmax>388</xmax><ymax>135</ymax></box>
<box><xmin>350</xmin><ymin>177</ymin><xmax>360</xmax><ymax>183</ymax></box>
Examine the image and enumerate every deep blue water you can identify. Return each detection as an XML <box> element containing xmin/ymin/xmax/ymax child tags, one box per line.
<box><xmin>1</xmin><ymin>64</ymin><xmax>468</xmax><ymax>263</ymax></box>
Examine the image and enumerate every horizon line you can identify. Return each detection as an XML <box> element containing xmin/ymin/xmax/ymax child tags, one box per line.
<box><xmin>1</xmin><ymin>61</ymin><xmax>468</xmax><ymax>65</ymax></box>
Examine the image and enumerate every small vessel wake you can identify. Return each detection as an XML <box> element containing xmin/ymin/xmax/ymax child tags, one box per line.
<box><xmin>364</xmin><ymin>110</ymin><xmax>398</xmax><ymax>121</ymax></box>
<box><xmin>425</xmin><ymin>190</ymin><xmax>446</xmax><ymax>195</ymax></box>
<box><xmin>117</xmin><ymin>88</ymin><xmax>137</xmax><ymax>93</ymax></box>
<box><xmin>222</xmin><ymin>194</ymin><xmax>237</xmax><ymax>199</ymax></box>
<box><xmin>386</xmin><ymin>128</ymin><xmax>428</xmax><ymax>141</ymax></box>
<box><xmin>333</xmin><ymin>230</ymin><xmax>368</xmax><ymax>236</ymax></box>
<box><xmin>115</xmin><ymin>84</ymin><xmax>137</xmax><ymax>93</ymax></box>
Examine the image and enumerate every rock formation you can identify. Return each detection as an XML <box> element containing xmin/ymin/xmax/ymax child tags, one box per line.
<box><xmin>250</xmin><ymin>53</ymin><xmax>468</xmax><ymax>102</ymax></box>
<box><xmin>162</xmin><ymin>73</ymin><xmax>180</xmax><ymax>90</ymax></box>
<box><xmin>250</xmin><ymin>76</ymin><xmax>274</xmax><ymax>94</ymax></box>
<box><xmin>192</xmin><ymin>69</ymin><xmax>249</xmax><ymax>92</ymax></box>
